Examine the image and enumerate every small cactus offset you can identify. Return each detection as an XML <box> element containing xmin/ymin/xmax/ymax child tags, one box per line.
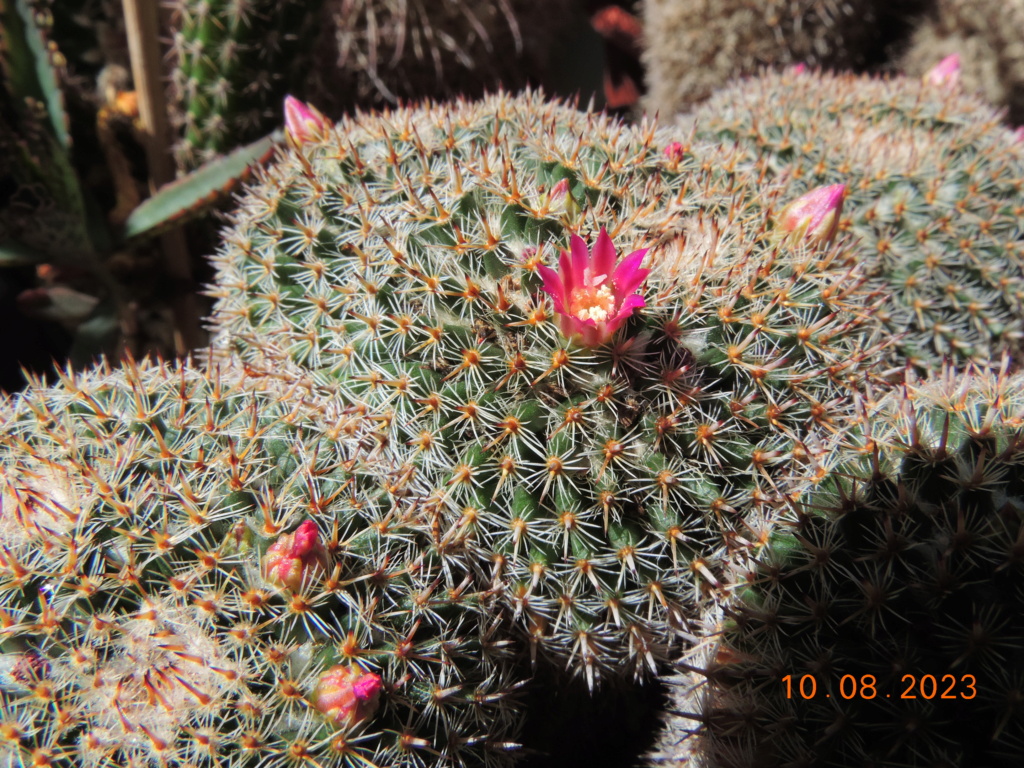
<box><xmin>0</xmin><ymin>359</ymin><xmax>524</xmax><ymax>767</ymax></box>
<box><xmin>686</xmin><ymin>68</ymin><xmax>1024</xmax><ymax>371</ymax></box>
<box><xmin>663</xmin><ymin>365</ymin><xmax>1024</xmax><ymax>767</ymax></box>
<box><xmin>207</xmin><ymin>91</ymin><xmax>890</xmax><ymax>686</ymax></box>
<box><xmin>166</xmin><ymin>0</ymin><xmax>323</xmax><ymax>170</ymax></box>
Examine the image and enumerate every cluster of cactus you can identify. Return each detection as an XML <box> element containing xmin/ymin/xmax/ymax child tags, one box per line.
<box><xmin>639</xmin><ymin>0</ymin><xmax>921</xmax><ymax>116</ymax></box>
<box><xmin>658</xmin><ymin>365</ymin><xmax>1024</xmax><ymax>767</ymax></box>
<box><xmin>5</xmin><ymin>56</ymin><xmax>1024</xmax><ymax>766</ymax></box>
<box><xmin>166</xmin><ymin>0</ymin><xmax>324</xmax><ymax>170</ymax></box>
<box><xmin>0</xmin><ymin>358</ymin><xmax>525</xmax><ymax>767</ymax></box>
<box><xmin>684</xmin><ymin>68</ymin><xmax>1024</xmax><ymax>371</ymax></box>
<box><xmin>205</xmin><ymin>90</ymin><xmax>892</xmax><ymax>688</ymax></box>
<box><xmin>900</xmin><ymin>0</ymin><xmax>1024</xmax><ymax>125</ymax></box>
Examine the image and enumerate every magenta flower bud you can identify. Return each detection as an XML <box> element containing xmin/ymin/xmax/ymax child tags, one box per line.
<box><xmin>537</xmin><ymin>228</ymin><xmax>649</xmax><ymax>347</ymax></box>
<box><xmin>546</xmin><ymin>178</ymin><xmax>579</xmax><ymax>218</ymax></box>
<box><xmin>263</xmin><ymin>520</ymin><xmax>329</xmax><ymax>591</ymax></box>
<box><xmin>776</xmin><ymin>184</ymin><xmax>846</xmax><ymax>247</ymax></box>
<box><xmin>925</xmin><ymin>53</ymin><xmax>960</xmax><ymax>87</ymax></box>
<box><xmin>284</xmin><ymin>95</ymin><xmax>329</xmax><ymax>144</ymax></box>
<box><xmin>550</xmin><ymin>178</ymin><xmax>570</xmax><ymax>200</ymax></box>
<box><xmin>790</xmin><ymin>63</ymin><xmax>807</xmax><ymax>74</ymax></box>
<box><xmin>663</xmin><ymin>142</ymin><xmax>685</xmax><ymax>163</ymax></box>
<box><xmin>313</xmin><ymin>665</ymin><xmax>383</xmax><ymax>727</ymax></box>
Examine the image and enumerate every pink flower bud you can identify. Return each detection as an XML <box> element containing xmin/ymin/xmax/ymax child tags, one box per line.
<box><xmin>550</xmin><ymin>178</ymin><xmax>570</xmax><ymax>200</ymax></box>
<box><xmin>925</xmin><ymin>54</ymin><xmax>960</xmax><ymax>88</ymax></box>
<box><xmin>790</xmin><ymin>63</ymin><xmax>807</xmax><ymax>74</ymax></box>
<box><xmin>663</xmin><ymin>142</ymin><xmax>685</xmax><ymax>163</ymax></box>
<box><xmin>263</xmin><ymin>520</ymin><xmax>329</xmax><ymax>591</ymax></box>
<box><xmin>546</xmin><ymin>178</ymin><xmax>579</xmax><ymax>218</ymax></box>
<box><xmin>314</xmin><ymin>665</ymin><xmax>383</xmax><ymax>727</ymax></box>
<box><xmin>284</xmin><ymin>96</ymin><xmax>329</xmax><ymax>144</ymax></box>
<box><xmin>776</xmin><ymin>184</ymin><xmax>846</xmax><ymax>247</ymax></box>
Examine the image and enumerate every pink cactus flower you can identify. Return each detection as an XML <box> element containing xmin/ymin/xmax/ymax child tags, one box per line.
<box><xmin>284</xmin><ymin>95</ymin><xmax>329</xmax><ymax>143</ymax></box>
<box><xmin>790</xmin><ymin>63</ymin><xmax>807</xmax><ymax>74</ymax></box>
<box><xmin>925</xmin><ymin>53</ymin><xmax>961</xmax><ymax>87</ymax></box>
<box><xmin>537</xmin><ymin>229</ymin><xmax>649</xmax><ymax>347</ymax></box>
<box><xmin>314</xmin><ymin>665</ymin><xmax>383</xmax><ymax>727</ymax></box>
<box><xmin>263</xmin><ymin>520</ymin><xmax>330</xmax><ymax>591</ymax></box>
<box><xmin>776</xmin><ymin>184</ymin><xmax>846</xmax><ymax>247</ymax></box>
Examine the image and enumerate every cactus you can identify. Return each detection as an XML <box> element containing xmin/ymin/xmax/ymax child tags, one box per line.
<box><xmin>306</xmin><ymin>0</ymin><xmax>575</xmax><ymax>113</ymax></box>
<box><xmin>1</xmin><ymin>0</ymin><xmax>94</xmax><ymax>265</ymax></box>
<box><xmin>0</xmin><ymin>358</ymin><xmax>524</xmax><ymax>767</ymax></box>
<box><xmin>685</xmin><ymin>68</ymin><xmax>1024</xmax><ymax>371</ymax></box>
<box><xmin>166</xmin><ymin>0</ymin><xmax>324</xmax><ymax>170</ymax></box>
<box><xmin>640</xmin><ymin>0</ymin><xmax>916</xmax><ymax>117</ymax></box>
<box><xmin>900</xmin><ymin>0</ymin><xmax>1024</xmax><ymax>125</ymax></box>
<box><xmin>657</xmin><ymin>365</ymin><xmax>1024</xmax><ymax>767</ymax></box>
<box><xmin>205</xmin><ymin>91</ymin><xmax>890</xmax><ymax>686</ymax></box>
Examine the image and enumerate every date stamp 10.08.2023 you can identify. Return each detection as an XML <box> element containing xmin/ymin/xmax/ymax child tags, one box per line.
<box><xmin>782</xmin><ymin>674</ymin><xmax>978</xmax><ymax>701</ymax></box>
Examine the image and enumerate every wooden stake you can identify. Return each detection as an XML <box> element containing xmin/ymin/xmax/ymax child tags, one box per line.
<box><xmin>122</xmin><ymin>0</ymin><xmax>202</xmax><ymax>354</ymax></box>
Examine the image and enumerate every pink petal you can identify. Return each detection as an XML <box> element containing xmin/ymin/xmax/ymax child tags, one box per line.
<box><xmin>612</xmin><ymin>248</ymin><xmax>650</xmax><ymax>296</ymax></box>
<box><xmin>591</xmin><ymin>228</ymin><xmax>617</xmax><ymax>283</ymax></box>
<box><xmin>570</xmin><ymin>234</ymin><xmax>590</xmax><ymax>285</ymax></box>
<box><xmin>579</xmin><ymin>322</ymin><xmax>606</xmax><ymax>348</ymax></box>
<box><xmin>616</xmin><ymin>293</ymin><xmax>647</xmax><ymax>317</ymax></box>
<box><xmin>559</xmin><ymin>249</ymin><xmax>577</xmax><ymax>298</ymax></box>
<box><xmin>537</xmin><ymin>264</ymin><xmax>568</xmax><ymax>313</ymax></box>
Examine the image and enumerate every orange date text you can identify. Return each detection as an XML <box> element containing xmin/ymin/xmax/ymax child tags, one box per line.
<box><xmin>781</xmin><ymin>674</ymin><xmax>977</xmax><ymax>700</ymax></box>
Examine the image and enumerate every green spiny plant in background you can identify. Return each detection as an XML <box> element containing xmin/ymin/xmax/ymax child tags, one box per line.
<box><xmin>166</xmin><ymin>0</ymin><xmax>325</xmax><ymax>171</ymax></box>
<box><xmin>900</xmin><ymin>0</ymin><xmax>1024</xmax><ymax>125</ymax></box>
<box><xmin>306</xmin><ymin>0</ymin><xmax>576</xmax><ymax>114</ymax></box>
<box><xmin>653</xmin><ymin>364</ymin><xmax>1024</xmax><ymax>767</ymax></box>
<box><xmin>205</xmin><ymin>90</ymin><xmax>892</xmax><ymax>687</ymax></box>
<box><xmin>1</xmin><ymin>0</ymin><xmax>95</xmax><ymax>266</ymax></box>
<box><xmin>683</xmin><ymin>68</ymin><xmax>1024</xmax><ymax>372</ymax></box>
<box><xmin>0</xmin><ymin>0</ymin><xmax>285</xmax><ymax>370</ymax></box>
<box><xmin>639</xmin><ymin>0</ymin><xmax>923</xmax><ymax>117</ymax></box>
<box><xmin>0</xmin><ymin>358</ymin><xmax>525</xmax><ymax>767</ymax></box>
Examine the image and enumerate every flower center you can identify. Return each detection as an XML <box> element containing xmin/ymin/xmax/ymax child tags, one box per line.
<box><xmin>570</xmin><ymin>284</ymin><xmax>615</xmax><ymax>323</ymax></box>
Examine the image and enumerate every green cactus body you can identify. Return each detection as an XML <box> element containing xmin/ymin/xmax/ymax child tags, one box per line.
<box><xmin>207</xmin><ymin>92</ymin><xmax>888</xmax><ymax>686</ymax></box>
<box><xmin>668</xmin><ymin>367</ymin><xmax>1024</xmax><ymax>767</ymax></box>
<box><xmin>0</xmin><ymin>359</ymin><xmax>522</xmax><ymax>767</ymax></box>
<box><xmin>687</xmin><ymin>69</ymin><xmax>1024</xmax><ymax>371</ymax></box>
<box><xmin>167</xmin><ymin>0</ymin><xmax>322</xmax><ymax>170</ymax></box>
